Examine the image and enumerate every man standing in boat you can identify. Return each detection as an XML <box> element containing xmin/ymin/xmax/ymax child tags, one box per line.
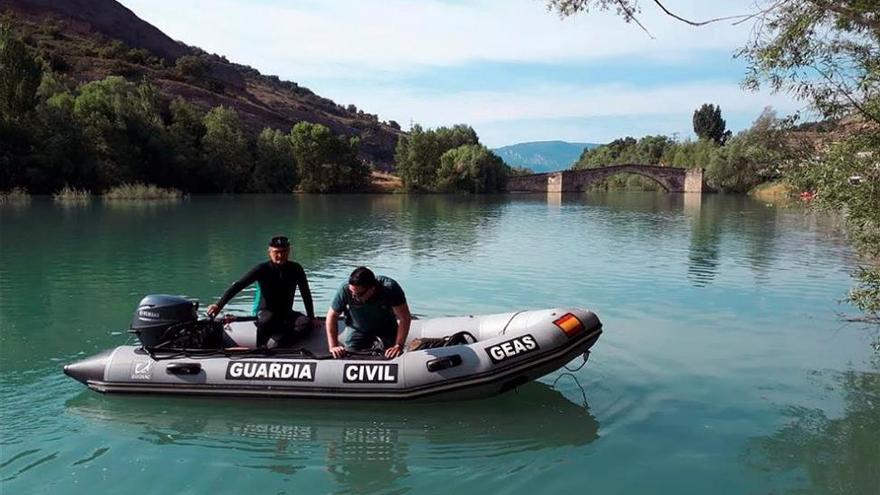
<box><xmin>326</xmin><ymin>267</ymin><xmax>412</xmax><ymax>359</ymax></box>
<box><xmin>206</xmin><ymin>236</ymin><xmax>316</xmax><ymax>347</ymax></box>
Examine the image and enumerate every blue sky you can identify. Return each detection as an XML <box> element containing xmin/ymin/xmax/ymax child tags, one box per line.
<box><xmin>121</xmin><ymin>0</ymin><xmax>806</xmax><ymax>148</ymax></box>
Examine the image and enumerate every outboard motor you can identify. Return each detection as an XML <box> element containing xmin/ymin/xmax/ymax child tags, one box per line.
<box><xmin>130</xmin><ymin>295</ymin><xmax>198</xmax><ymax>348</ymax></box>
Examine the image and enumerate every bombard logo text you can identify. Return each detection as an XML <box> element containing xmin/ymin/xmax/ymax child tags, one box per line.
<box><xmin>226</xmin><ymin>361</ymin><xmax>317</xmax><ymax>381</ymax></box>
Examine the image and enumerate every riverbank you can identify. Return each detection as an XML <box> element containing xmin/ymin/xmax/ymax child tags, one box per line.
<box><xmin>749</xmin><ymin>181</ymin><xmax>796</xmax><ymax>203</ymax></box>
<box><xmin>0</xmin><ymin>176</ymin><xmax>805</xmax><ymax>199</ymax></box>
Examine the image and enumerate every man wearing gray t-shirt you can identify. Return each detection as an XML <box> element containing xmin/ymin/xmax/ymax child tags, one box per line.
<box><xmin>325</xmin><ymin>266</ymin><xmax>412</xmax><ymax>359</ymax></box>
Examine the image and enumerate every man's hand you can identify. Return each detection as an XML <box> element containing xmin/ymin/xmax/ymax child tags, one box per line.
<box><xmin>311</xmin><ymin>318</ymin><xmax>323</xmax><ymax>329</ymax></box>
<box><xmin>384</xmin><ymin>344</ymin><xmax>403</xmax><ymax>359</ymax></box>
<box><xmin>329</xmin><ymin>345</ymin><xmax>347</xmax><ymax>359</ymax></box>
<box><xmin>206</xmin><ymin>304</ymin><xmax>221</xmax><ymax>318</ymax></box>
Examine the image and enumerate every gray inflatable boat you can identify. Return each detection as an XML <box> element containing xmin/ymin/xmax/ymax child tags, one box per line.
<box><xmin>65</xmin><ymin>295</ymin><xmax>602</xmax><ymax>400</ymax></box>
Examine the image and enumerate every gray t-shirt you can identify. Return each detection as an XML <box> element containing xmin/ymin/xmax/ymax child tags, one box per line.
<box><xmin>331</xmin><ymin>276</ymin><xmax>406</xmax><ymax>337</ymax></box>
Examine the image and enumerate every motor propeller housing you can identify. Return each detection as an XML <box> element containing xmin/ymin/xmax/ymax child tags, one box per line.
<box><xmin>130</xmin><ymin>294</ymin><xmax>198</xmax><ymax>348</ymax></box>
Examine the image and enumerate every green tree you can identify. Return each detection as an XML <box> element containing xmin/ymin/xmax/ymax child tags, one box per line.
<box><xmin>395</xmin><ymin>124</ymin><xmax>438</xmax><ymax>190</ymax></box>
<box><xmin>175</xmin><ymin>55</ymin><xmax>209</xmax><ymax>80</ymax></box>
<box><xmin>786</xmin><ymin>130</ymin><xmax>880</xmax><ymax>318</ymax></box>
<box><xmin>202</xmin><ymin>106</ymin><xmax>252</xmax><ymax>192</ymax></box>
<box><xmin>253</xmin><ymin>127</ymin><xmax>298</xmax><ymax>192</ymax></box>
<box><xmin>435</xmin><ymin>124</ymin><xmax>480</xmax><ymax>151</ymax></box>
<box><xmin>73</xmin><ymin>76</ymin><xmax>168</xmax><ymax>188</ymax></box>
<box><xmin>706</xmin><ymin>107</ymin><xmax>786</xmax><ymax>192</ymax></box>
<box><xmin>0</xmin><ymin>26</ymin><xmax>42</xmax><ymax>123</ymax></box>
<box><xmin>666</xmin><ymin>138</ymin><xmax>718</xmax><ymax>170</ymax></box>
<box><xmin>692</xmin><ymin>103</ymin><xmax>729</xmax><ymax>144</ymax></box>
<box><xmin>437</xmin><ymin>144</ymin><xmax>508</xmax><ymax>193</ymax></box>
<box><xmin>28</xmin><ymin>91</ymin><xmax>93</xmax><ymax>193</ymax></box>
<box><xmin>289</xmin><ymin>122</ymin><xmax>367</xmax><ymax>192</ymax></box>
<box><xmin>167</xmin><ymin>98</ymin><xmax>207</xmax><ymax>191</ymax></box>
<box><xmin>394</xmin><ymin>124</ymin><xmax>480</xmax><ymax>191</ymax></box>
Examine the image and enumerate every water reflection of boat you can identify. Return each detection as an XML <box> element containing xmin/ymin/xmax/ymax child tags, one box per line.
<box><xmin>65</xmin><ymin>381</ymin><xmax>599</xmax><ymax>449</ymax></box>
<box><xmin>66</xmin><ymin>381</ymin><xmax>599</xmax><ymax>491</ymax></box>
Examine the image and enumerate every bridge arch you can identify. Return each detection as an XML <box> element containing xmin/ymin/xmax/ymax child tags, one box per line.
<box><xmin>507</xmin><ymin>165</ymin><xmax>706</xmax><ymax>193</ymax></box>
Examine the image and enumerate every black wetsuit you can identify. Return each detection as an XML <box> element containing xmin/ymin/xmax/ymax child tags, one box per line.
<box><xmin>216</xmin><ymin>261</ymin><xmax>315</xmax><ymax>346</ymax></box>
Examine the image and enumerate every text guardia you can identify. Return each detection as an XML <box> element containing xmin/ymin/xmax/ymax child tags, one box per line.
<box><xmin>486</xmin><ymin>335</ymin><xmax>539</xmax><ymax>363</ymax></box>
<box><xmin>226</xmin><ymin>361</ymin><xmax>316</xmax><ymax>381</ymax></box>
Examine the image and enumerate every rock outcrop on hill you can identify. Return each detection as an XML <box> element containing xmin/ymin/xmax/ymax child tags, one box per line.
<box><xmin>1</xmin><ymin>0</ymin><xmax>403</xmax><ymax>168</ymax></box>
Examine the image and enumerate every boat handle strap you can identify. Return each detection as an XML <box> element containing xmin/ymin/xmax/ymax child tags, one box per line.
<box><xmin>166</xmin><ymin>362</ymin><xmax>202</xmax><ymax>375</ymax></box>
<box><xmin>426</xmin><ymin>354</ymin><xmax>463</xmax><ymax>372</ymax></box>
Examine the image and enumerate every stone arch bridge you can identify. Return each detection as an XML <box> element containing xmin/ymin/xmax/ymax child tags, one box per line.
<box><xmin>507</xmin><ymin>165</ymin><xmax>708</xmax><ymax>193</ymax></box>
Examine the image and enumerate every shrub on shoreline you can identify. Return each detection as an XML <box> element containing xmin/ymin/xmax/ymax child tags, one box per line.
<box><xmin>0</xmin><ymin>187</ymin><xmax>31</xmax><ymax>204</ymax></box>
<box><xmin>102</xmin><ymin>183</ymin><xmax>183</xmax><ymax>200</ymax></box>
<box><xmin>53</xmin><ymin>186</ymin><xmax>91</xmax><ymax>202</ymax></box>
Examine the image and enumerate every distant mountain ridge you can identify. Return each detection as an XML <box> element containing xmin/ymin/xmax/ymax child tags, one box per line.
<box><xmin>492</xmin><ymin>141</ymin><xmax>601</xmax><ymax>173</ymax></box>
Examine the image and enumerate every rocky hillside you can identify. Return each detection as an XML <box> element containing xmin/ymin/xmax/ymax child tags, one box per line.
<box><xmin>1</xmin><ymin>0</ymin><xmax>403</xmax><ymax>168</ymax></box>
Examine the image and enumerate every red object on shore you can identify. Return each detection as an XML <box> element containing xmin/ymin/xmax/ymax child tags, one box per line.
<box><xmin>800</xmin><ymin>191</ymin><xmax>816</xmax><ymax>201</ymax></box>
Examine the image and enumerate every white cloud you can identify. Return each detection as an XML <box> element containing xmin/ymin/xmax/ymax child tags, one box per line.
<box><xmin>318</xmin><ymin>80</ymin><xmax>804</xmax><ymax>145</ymax></box>
<box><xmin>118</xmin><ymin>0</ymin><xmax>803</xmax><ymax>145</ymax></box>
<box><xmin>122</xmin><ymin>0</ymin><xmax>756</xmax><ymax>77</ymax></box>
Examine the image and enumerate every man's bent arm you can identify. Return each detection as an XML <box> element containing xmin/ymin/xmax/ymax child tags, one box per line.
<box><xmin>326</xmin><ymin>308</ymin><xmax>342</xmax><ymax>348</ymax></box>
<box><xmin>215</xmin><ymin>264</ymin><xmax>262</xmax><ymax>309</ymax></box>
<box><xmin>391</xmin><ymin>303</ymin><xmax>412</xmax><ymax>347</ymax></box>
<box><xmin>296</xmin><ymin>265</ymin><xmax>315</xmax><ymax>319</ymax></box>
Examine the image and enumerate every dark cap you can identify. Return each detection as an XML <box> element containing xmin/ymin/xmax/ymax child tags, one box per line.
<box><xmin>269</xmin><ymin>236</ymin><xmax>290</xmax><ymax>249</ymax></box>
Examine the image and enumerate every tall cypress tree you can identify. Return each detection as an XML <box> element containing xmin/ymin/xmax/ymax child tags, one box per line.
<box><xmin>693</xmin><ymin>103</ymin><xmax>729</xmax><ymax>145</ymax></box>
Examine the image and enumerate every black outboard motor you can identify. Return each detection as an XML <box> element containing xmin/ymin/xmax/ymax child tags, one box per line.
<box><xmin>130</xmin><ymin>295</ymin><xmax>198</xmax><ymax>348</ymax></box>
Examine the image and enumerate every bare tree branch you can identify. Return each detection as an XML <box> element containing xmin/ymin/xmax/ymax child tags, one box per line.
<box><xmin>731</xmin><ymin>0</ymin><xmax>797</xmax><ymax>26</ymax></box>
<box><xmin>616</xmin><ymin>0</ymin><xmax>654</xmax><ymax>39</ymax></box>
<box><xmin>651</xmin><ymin>0</ymin><xmax>772</xmax><ymax>27</ymax></box>
<box><xmin>812</xmin><ymin>63</ymin><xmax>880</xmax><ymax>125</ymax></box>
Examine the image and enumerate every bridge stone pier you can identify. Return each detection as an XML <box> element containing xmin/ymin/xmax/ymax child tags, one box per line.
<box><xmin>507</xmin><ymin>165</ymin><xmax>708</xmax><ymax>193</ymax></box>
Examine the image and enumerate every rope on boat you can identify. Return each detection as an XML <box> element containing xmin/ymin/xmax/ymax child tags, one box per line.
<box><xmin>564</xmin><ymin>349</ymin><xmax>591</xmax><ymax>373</ymax></box>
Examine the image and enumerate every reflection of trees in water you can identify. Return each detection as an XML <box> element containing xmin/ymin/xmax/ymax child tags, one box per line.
<box><xmin>281</xmin><ymin>195</ymin><xmax>509</xmax><ymax>267</ymax></box>
<box><xmin>746</xmin><ymin>361</ymin><xmax>880</xmax><ymax>494</ymax></box>
<box><xmin>287</xmin><ymin>194</ymin><xmax>408</xmax><ymax>265</ymax></box>
<box><xmin>686</xmin><ymin>195</ymin><xmax>783</xmax><ymax>287</ymax></box>
<box><xmin>397</xmin><ymin>195</ymin><xmax>508</xmax><ymax>260</ymax></box>
<box><xmin>581</xmin><ymin>190</ymin><xmax>680</xmax><ymax>212</ymax></box>
<box><xmin>724</xmin><ymin>196</ymin><xmax>781</xmax><ymax>284</ymax></box>
<box><xmin>687</xmin><ymin>194</ymin><xmax>722</xmax><ymax>287</ymax></box>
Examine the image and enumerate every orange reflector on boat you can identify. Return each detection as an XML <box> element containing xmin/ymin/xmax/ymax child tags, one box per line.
<box><xmin>553</xmin><ymin>313</ymin><xmax>584</xmax><ymax>336</ymax></box>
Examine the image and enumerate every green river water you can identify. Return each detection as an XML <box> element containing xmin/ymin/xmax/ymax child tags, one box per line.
<box><xmin>1</xmin><ymin>193</ymin><xmax>877</xmax><ymax>494</ymax></box>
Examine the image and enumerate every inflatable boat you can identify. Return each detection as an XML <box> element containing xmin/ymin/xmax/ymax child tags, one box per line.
<box><xmin>64</xmin><ymin>295</ymin><xmax>602</xmax><ymax>400</ymax></box>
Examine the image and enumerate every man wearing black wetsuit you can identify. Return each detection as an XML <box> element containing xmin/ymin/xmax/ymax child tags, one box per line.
<box><xmin>206</xmin><ymin>236</ymin><xmax>315</xmax><ymax>347</ymax></box>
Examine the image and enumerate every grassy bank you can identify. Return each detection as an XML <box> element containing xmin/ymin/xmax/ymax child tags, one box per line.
<box><xmin>367</xmin><ymin>171</ymin><xmax>403</xmax><ymax>193</ymax></box>
<box><xmin>103</xmin><ymin>183</ymin><xmax>183</xmax><ymax>200</ymax></box>
<box><xmin>0</xmin><ymin>187</ymin><xmax>31</xmax><ymax>205</ymax></box>
<box><xmin>53</xmin><ymin>186</ymin><xmax>91</xmax><ymax>203</ymax></box>
<box><xmin>749</xmin><ymin>181</ymin><xmax>796</xmax><ymax>202</ymax></box>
